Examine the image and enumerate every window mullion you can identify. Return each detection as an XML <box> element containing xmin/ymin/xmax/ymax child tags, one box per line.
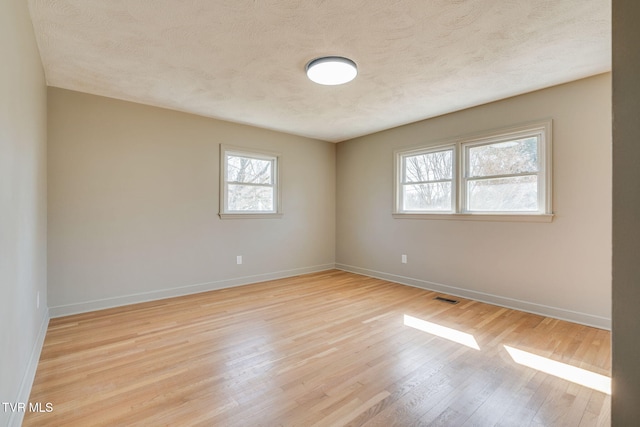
<box><xmin>402</xmin><ymin>178</ymin><xmax>453</xmax><ymax>185</ymax></box>
<box><xmin>227</xmin><ymin>181</ymin><xmax>274</xmax><ymax>188</ymax></box>
<box><xmin>466</xmin><ymin>171</ymin><xmax>539</xmax><ymax>181</ymax></box>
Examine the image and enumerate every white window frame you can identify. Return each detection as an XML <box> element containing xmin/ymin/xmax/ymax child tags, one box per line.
<box><xmin>393</xmin><ymin>120</ymin><xmax>553</xmax><ymax>223</ymax></box>
<box><xmin>395</xmin><ymin>144</ymin><xmax>456</xmax><ymax>214</ymax></box>
<box><xmin>219</xmin><ymin>144</ymin><xmax>282</xmax><ymax>219</ymax></box>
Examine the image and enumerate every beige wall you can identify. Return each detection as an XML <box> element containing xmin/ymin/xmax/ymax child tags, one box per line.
<box><xmin>336</xmin><ymin>74</ymin><xmax>611</xmax><ymax>328</ymax></box>
<box><xmin>47</xmin><ymin>88</ymin><xmax>336</xmax><ymax>315</ymax></box>
<box><xmin>612</xmin><ymin>0</ymin><xmax>640</xmax><ymax>423</ymax></box>
<box><xmin>0</xmin><ymin>0</ymin><xmax>48</xmax><ymax>425</ymax></box>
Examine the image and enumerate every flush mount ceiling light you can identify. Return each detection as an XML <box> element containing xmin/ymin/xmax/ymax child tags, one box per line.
<box><xmin>306</xmin><ymin>56</ymin><xmax>358</xmax><ymax>85</ymax></box>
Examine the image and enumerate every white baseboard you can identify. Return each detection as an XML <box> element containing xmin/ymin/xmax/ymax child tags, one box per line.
<box><xmin>336</xmin><ymin>263</ymin><xmax>611</xmax><ymax>330</ymax></box>
<box><xmin>49</xmin><ymin>264</ymin><xmax>336</xmax><ymax>318</ymax></box>
<box><xmin>8</xmin><ymin>309</ymin><xmax>50</xmax><ymax>427</ymax></box>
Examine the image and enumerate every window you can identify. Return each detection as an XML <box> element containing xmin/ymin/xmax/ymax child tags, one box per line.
<box><xmin>462</xmin><ymin>133</ymin><xmax>544</xmax><ymax>213</ymax></box>
<box><xmin>219</xmin><ymin>145</ymin><xmax>282</xmax><ymax>219</ymax></box>
<box><xmin>394</xmin><ymin>121</ymin><xmax>552</xmax><ymax>221</ymax></box>
<box><xmin>398</xmin><ymin>145</ymin><xmax>455</xmax><ymax>213</ymax></box>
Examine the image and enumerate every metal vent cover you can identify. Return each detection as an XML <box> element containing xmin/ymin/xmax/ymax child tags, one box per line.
<box><xmin>434</xmin><ymin>296</ymin><xmax>459</xmax><ymax>305</ymax></box>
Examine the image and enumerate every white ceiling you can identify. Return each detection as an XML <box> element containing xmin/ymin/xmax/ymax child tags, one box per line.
<box><xmin>28</xmin><ymin>0</ymin><xmax>611</xmax><ymax>142</ymax></box>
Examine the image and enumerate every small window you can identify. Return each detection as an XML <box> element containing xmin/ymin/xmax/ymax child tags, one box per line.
<box><xmin>220</xmin><ymin>145</ymin><xmax>281</xmax><ymax>219</ymax></box>
<box><xmin>393</xmin><ymin>121</ymin><xmax>552</xmax><ymax>221</ymax></box>
<box><xmin>397</xmin><ymin>145</ymin><xmax>455</xmax><ymax>213</ymax></box>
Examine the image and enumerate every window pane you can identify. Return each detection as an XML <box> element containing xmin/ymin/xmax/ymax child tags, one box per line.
<box><xmin>404</xmin><ymin>149</ymin><xmax>453</xmax><ymax>182</ymax></box>
<box><xmin>228</xmin><ymin>184</ymin><xmax>274</xmax><ymax>211</ymax></box>
<box><xmin>227</xmin><ymin>155</ymin><xmax>272</xmax><ymax>184</ymax></box>
<box><xmin>468</xmin><ymin>137</ymin><xmax>538</xmax><ymax>177</ymax></box>
<box><xmin>467</xmin><ymin>175</ymin><xmax>538</xmax><ymax>211</ymax></box>
<box><xmin>403</xmin><ymin>182</ymin><xmax>452</xmax><ymax>211</ymax></box>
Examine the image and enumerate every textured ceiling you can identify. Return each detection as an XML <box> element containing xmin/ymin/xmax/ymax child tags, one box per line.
<box><xmin>28</xmin><ymin>0</ymin><xmax>610</xmax><ymax>142</ymax></box>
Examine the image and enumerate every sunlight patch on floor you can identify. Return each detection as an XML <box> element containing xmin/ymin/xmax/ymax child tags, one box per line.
<box><xmin>504</xmin><ymin>345</ymin><xmax>611</xmax><ymax>395</ymax></box>
<box><xmin>403</xmin><ymin>314</ymin><xmax>480</xmax><ymax>350</ymax></box>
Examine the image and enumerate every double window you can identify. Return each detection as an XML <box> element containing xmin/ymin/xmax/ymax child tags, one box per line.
<box><xmin>394</xmin><ymin>121</ymin><xmax>552</xmax><ymax>220</ymax></box>
<box><xmin>219</xmin><ymin>145</ymin><xmax>282</xmax><ymax>218</ymax></box>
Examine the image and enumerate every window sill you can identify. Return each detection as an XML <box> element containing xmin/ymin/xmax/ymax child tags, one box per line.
<box><xmin>219</xmin><ymin>213</ymin><xmax>284</xmax><ymax>220</ymax></box>
<box><xmin>392</xmin><ymin>213</ymin><xmax>554</xmax><ymax>223</ymax></box>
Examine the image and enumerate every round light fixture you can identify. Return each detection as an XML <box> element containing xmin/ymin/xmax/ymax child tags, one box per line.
<box><xmin>306</xmin><ymin>56</ymin><xmax>358</xmax><ymax>85</ymax></box>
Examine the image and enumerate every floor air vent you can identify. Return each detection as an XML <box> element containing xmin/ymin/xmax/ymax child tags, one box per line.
<box><xmin>434</xmin><ymin>296</ymin><xmax>459</xmax><ymax>305</ymax></box>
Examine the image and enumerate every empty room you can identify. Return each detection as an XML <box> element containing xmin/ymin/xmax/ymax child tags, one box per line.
<box><xmin>3</xmin><ymin>0</ymin><xmax>640</xmax><ymax>426</ymax></box>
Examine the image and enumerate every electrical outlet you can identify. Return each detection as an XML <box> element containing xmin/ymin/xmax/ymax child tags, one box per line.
<box><xmin>237</xmin><ymin>255</ymin><xmax>243</xmax><ymax>265</ymax></box>
<box><xmin>402</xmin><ymin>254</ymin><xmax>407</xmax><ymax>264</ymax></box>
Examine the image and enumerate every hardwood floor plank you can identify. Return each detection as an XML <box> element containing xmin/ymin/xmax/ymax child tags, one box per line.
<box><xmin>24</xmin><ymin>270</ymin><xmax>610</xmax><ymax>426</ymax></box>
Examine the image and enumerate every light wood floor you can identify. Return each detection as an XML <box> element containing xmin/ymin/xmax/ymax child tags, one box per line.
<box><xmin>25</xmin><ymin>270</ymin><xmax>611</xmax><ymax>426</ymax></box>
